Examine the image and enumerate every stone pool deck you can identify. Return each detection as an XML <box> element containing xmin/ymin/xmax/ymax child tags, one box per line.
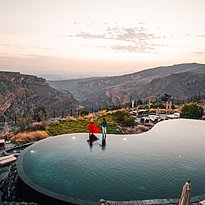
<box><xmin>105</xmin><ymin>194</ymin><xmax>205</xmax><ymax>205</ymax></box>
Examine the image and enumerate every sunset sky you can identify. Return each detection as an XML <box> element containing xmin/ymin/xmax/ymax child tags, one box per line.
<box><xmin>0</xmin><ymin>0</ymin><xmax>205</xmax><ymax>79</ymax></box>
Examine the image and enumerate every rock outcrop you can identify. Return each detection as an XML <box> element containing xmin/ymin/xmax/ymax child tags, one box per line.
<box><xmin>0</xmin><ymin>71</ymin><xmax>78</xmax><ymax>120</ymax></box>
<box><xmin>0</xmin><ymin>163</ymin><xmax>39</xmax><ymax>205</ymax></box>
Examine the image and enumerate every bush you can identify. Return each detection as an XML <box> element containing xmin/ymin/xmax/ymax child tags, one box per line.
<box><xmin>31</xmin><ymin>122</ymin><xmax>46</xmax><ymax>131</ymax></box>
<box><xmin>10</xmin><ymin>131</ymin><xmax>49</xmax><ymax>144</ymax></box>
<box><xmin>112</xmin><ymin>111</ymin><xmax>135</xmax><ymax>127</ymax></box>
<box><xmin>150</xmin><ymin>104</ymin><xmax>166</xmax><ymax>109</ymax></box>
<box><xmin>80</xmin><ymin>109</ymin><xmax>89</xmax><ymax>116</ymax></box>
<box><xmin>180</xmin><ymin>103</ymin><xmax>203</xmax><ymax>119</ymax></box>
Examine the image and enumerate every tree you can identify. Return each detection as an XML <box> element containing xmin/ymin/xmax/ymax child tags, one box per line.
<box><xmin>161</xmin><ymin>93</ymin><xmax>171</xmax><ymax>102</ymax></box>
<box><xmin>113</xmin><ymin>111</ymin><xmax>135</xmax><ymax>126</ymax></box>
<box><xmin>80</xmin><ymin>109</ymin><xmax>89</xmax><ymax>116</ymax></box>
<box><xmin>33</xmin><ymin>107</ymin><xmax>47</xmax><ymax>122</ymax></box>
<box><xmin>180</xmin><ymin>104</ymin><xmax>203</xmax><ymax>119</ymax></box>
<box><xmin>150</xmin><ymin>103</ymin><xmax>166</xmax><ymax>109</ymax></box>
<box><xmin>17</xmin><ymin>116</ymin><xmax>32</xmax><ymax>131</ymax></box>
<box><xmin>136</xmin><ymin>99</ymin><xmax>143</xmax><ymax>106</ymax></box>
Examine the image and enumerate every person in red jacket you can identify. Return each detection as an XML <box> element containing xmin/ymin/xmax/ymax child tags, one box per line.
<box><xmin>87</xmin><ymin>120</ymin><xmax>100</xmax><ymax>144</ymax></box>
<box><xmin>87</xmin><ymin>119</ymin><xmax>100</xmax><ymax>135</ymax></box>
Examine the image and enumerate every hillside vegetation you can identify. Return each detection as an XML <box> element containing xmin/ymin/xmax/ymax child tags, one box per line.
<box><xmin>47</xmin><ymin>110</ymin><xmax>134</xmax><ymax>136</ymax></box>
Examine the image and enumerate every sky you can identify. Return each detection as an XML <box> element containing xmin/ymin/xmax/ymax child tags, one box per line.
<box><xmin>0</xmin><ymin>0</ymin><xmax>205</xmax><ymax>79</ymax></box>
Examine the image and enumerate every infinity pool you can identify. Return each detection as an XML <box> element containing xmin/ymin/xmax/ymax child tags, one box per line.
<box><xmin>17</xmin><ymin>119</ymin><xmax>205</xmax><ymax>204</ymax></box>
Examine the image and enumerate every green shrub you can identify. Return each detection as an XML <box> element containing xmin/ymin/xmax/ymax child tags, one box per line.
<box><xmin>180</xmin><ymin>103</ymin><xmax>203</xmax><ymax>119</ymax></box>
<box><xmin>80</xmin><ymin>109</ymin><xmax>89</xmax><ymax>116</ymax></box>
<box><xmin>150</xmin><ymin>104</ymin><xmax>166</xmax><ymax>109</ymax></box>
<box><xmin>112</xmin><ymin>111</ymin><xmax>135</xmax><ymax>127</ymax></box>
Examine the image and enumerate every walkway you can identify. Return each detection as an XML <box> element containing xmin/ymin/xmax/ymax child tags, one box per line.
<box><xmin>106</xmin><ymin>194</ymin><xmax>205</xmax><ymax>205</ymax></box>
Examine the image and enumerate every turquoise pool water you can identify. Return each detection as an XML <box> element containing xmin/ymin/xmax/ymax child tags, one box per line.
<box><xmin>17</xmin><ymin>119</ymin><xmax>205</xmax><ymax>204</ymax></box>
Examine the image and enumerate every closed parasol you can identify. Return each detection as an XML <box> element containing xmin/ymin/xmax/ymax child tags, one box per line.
<box><xmin>179</xmin><ymin>180</ymin><xmax>191</xmax><ymax>205</ymax></box>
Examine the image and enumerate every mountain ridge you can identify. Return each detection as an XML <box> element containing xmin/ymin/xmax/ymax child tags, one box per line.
<box><xmin>0</xmin><ymin>71</ymin><xmax>78</xmax><ymax>120</ymax></box>
<box><xmin>48</xmin><ymin>63</ymin><xmax>205</xmax><ymax>108</ymax></box>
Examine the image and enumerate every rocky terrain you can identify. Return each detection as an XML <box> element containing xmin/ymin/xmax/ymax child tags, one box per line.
<box><xmin>0</xmin><ymin>71</ymin><xmax>78</xmax><ymax>120</ymax></box>
<box><xmin>1</xmin><ymin>63</ymin><xmax>204</xmax><ymax>121</ymax></box>
<box><xmin>136</xmin><ymin>71</ymin><xmax>205</xmax><ymax>100</ymax></box>
<box><xmin>0</xmin><ymin>162</ymin><xmax>39</xmax><ymax>205</ymax></box>
<box><xmin>49</xmin><ymin>63</ymin><xmax>205</xmax><ymax>108</ymax></box>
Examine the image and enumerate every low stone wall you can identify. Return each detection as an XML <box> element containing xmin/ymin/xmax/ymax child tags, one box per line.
<box><xmin>0</xmin><ymin>163</ymin><xmax>39</xmax><ymax>205</ymax></box>
<box><xmin>2</xmin><ymin>202</ymin><xmax>38</xmax><ymax>205</ymax></box>
<box><xmin>0</xmin><ymin>163</ymin><xmax>19</xmax><ymax>201</ymax></box>
<box><xmin>1</xmin><ymin>163</ymin><xmax>204</xmax><ymax>205</ymax></box>
<box><xmin>104</xmin><ymin>195</ymin><xmax>205</xmax><ymax>205</ymax></box>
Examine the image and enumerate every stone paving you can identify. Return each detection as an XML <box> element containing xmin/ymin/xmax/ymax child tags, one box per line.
<box><xmin>101</xmin><ymin>193</ymin><xmax>205</xmax><ymax>205</ymax></box>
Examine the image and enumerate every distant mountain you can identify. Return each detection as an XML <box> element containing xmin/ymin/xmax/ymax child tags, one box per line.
<box><xmin>137</xmin><ymin>72</ymin><xmax>205</xmax><ymax>99</ymax></box>
<box><xmin>136</xmin><ymin>62</ymin><xmax>205</xmax><ymax>78</ymax></box>
<box><xmin>48</xmin><ymin>63</ymin><xmax>205</xmax><ymax>108</ymax></box>
<box><xmin>38</xmin><ymin>73</ymin><xmax>100</xmax><ymax>81</ymax></box>
<box><xmin>0</xmin><ymin>71</ymin><xmax>78</xmax><ymax>120</ymax></box>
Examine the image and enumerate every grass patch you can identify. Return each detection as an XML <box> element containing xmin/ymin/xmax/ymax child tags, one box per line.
<box><xmin>47</xmin><ymin>112</ymin><xmax>124</xmax><ymax>136</ymax></box>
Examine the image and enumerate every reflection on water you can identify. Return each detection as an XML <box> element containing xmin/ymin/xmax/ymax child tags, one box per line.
<box><xmin>18</xmin><ymin>119</ymin><xmax>205</xmax><ymax>203</ymax></box>
<box><xmin>87</xmin><ymin>134</ymin><xmax>107</xmax><ymax>151</ymax></box>
<box><xmin>99</xmin><ymin>136</ymin><xmax>106</xmax><ymax>151</ymax></box>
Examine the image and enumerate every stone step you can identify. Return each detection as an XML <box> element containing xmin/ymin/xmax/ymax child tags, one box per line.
<box><xmin>0</xmin><ymin>139</ymin><xmax>5</xmax><ymax>146</ymax></box>
<box><xmin>0</xmin><ymin>155</ymin><xmax>16</xmax><ymax>166</ymax></box>
<box><xmin>0</xmin><ymin>155</ymin><xmax>15</xmax><ymax>161</ymax></box>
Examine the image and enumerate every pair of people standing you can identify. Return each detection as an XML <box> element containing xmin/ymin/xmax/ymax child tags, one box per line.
<box><xmin>87</xmin><ymin>118</ymin><xmax>107</xmax><ymax>149</ymax></box>
<box><xmin>87</xmin><ymin>118</ymin><xmax>107</xmax><ymax>138</ymax></box>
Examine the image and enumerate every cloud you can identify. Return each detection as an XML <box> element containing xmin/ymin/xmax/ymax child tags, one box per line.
<box><xmin>0</xmin><ymin>43</ymin><xmax>25</xmax><ymax>50</ymax></box>
<box><xmin>185</xmin><ymin>34</ymin><xmax>205</xmax><ymax>38</ymax></box>
<box><xmin>75</xmin><ymin>32</ymin><xmax>107</xmax><ymax>39</ymax></box>
<box><xmin>0</xmin><ymin>32</ymin><xmax>22</xmax><ymax>35</ymax></box>
<box><xmin>0</xmin><ymin>53</ymin><xmax>56</xmax><ymax>60</ymax></box>
<box><xmin>35</xmin><ymin>46</ymin><xmax>54</xmax><ymax>50</ymax></box>
<box><xmin>14</xmin><ymin>54</ymin><xmax>56</xmax><ymax>59</ymax></box>
<box><xmin>66</xmin><ymin>24</ymin><xmax>161</xmax><ymax>53</ymax></box>
<box><xmin>0</xmin><ymin>43</ymin><xmax>54</xmax><ymax>52</ymax></box>
<box><xmin>74</xmin><ymin>26</ymin><xmax>156</xmax><ymax>42</ymax></box>
<box><xmin>0</xmin><ymin>52</ymin><xmax>11</xmax><ymax>56</ymax></box>
<box><xmin>194</xmin><ymin>51</ymin><xmax>205</xmax><ymax>55</ymax></box>
<box><xmin>111</xmin><ymin>27</ymin><xmax>155</xmax><ymax>42</ymax></box>
<box><xmin>0</xmin><ymin>43</ymin><xmax>10</xmax><ymax>47</ymax></box>
<box><xmin>197</xmin><ymin>34</ymin><xmax>205</xmax><ymax>37</ymax></box>
<box><xmin>111</xmin><ymin>45</ymin><xmax>155</xmax><ymax>53</ymax></box>
<box><xmin>73</xmin><ymin>21</ymin><xmax>81</xmax><ymax>25</ymax></box>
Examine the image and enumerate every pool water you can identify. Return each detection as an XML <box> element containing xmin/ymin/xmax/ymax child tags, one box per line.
<box><xmin>17</xmin><ymin>119</ymin><xmax>205</xmax><ymax>204</ymax></box>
